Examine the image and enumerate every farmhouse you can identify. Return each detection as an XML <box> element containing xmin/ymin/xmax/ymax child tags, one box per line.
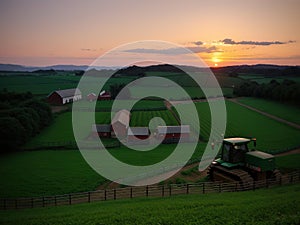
<box><xmin>86</xmin><ymin>93</ymin><xmax>97</xmax><ymax>102</ymax></box>
<box><xmin>111</xmin><ymin>109</ymin><xmax>130</xmax><ymax>137</ymax></box>
<box><xmin>47</xmin><ymin>88</ymin><xmax>82</xmax><ymax>105</ymax></box>
<box><xmin>127</xmin><ymin>127</ymin><xmax>150</xmax><ymax>145</ymax></box>
<box><xmin>156</xmin><ymin>125</ymin><xmax>190</xmax><ymax>143</ymax></box>
<box><xmin>98</xmin><ymin>90</ymin><xmax>111</xmax><ymax>100</ymax></box>
<box><xmin>90</xmin><ymin>124</ymin><xmax>111</xmax><ymax>138</ymax></box>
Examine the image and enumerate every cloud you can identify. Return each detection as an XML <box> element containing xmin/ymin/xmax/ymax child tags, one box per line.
<box><xmin>124</xmin><ymin>46</ymin><xmax>222</xmax><ymax>55</ymax></box>
<box><xmin>123</xmin><ymin>46</ymin><xmax>221</xmax><ymax>55</ymax></box>
<box><xmin>220</xmin><ymin>38</ymin><xmax>296</xmax><ymax>46</ymax></box>
<box><xmin>81</xmin><ymin>48</ymin><xmax>96</xmax><ymax>51</ymax></box>
<box><xmin>193</xmin><ymin>41</ymin><xmax>204</xmax><ymax>46</ymax></box>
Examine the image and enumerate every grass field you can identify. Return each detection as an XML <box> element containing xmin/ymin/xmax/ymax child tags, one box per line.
<box><xmin>237</xmin><ymin>97</ymin><xmax>300</xmax><ymax>125</ymax></box>
<box><xmin>0</xmin><ymin>150</ymin><xmax>104</xmax><ymax>198</ymax></box>
<box><xmin>175</xmin><ymin>100</ymin><xmax>300</xmax><ymax>153</ymax></box>
<box><xmin>25</xmin><ymin>111</ymin><xmax>112</xmax><ymax>148</ymax></box>
<box><xmin>130</xmin><ymin>110</ymin><xmax>179</xmax><ymax>127</ymax></box>
<box><xmin>75</xmin><ymin>99</ymin><xmax>166</xmax><ymax>111</ymax></box>
<box><xmin>238</xmin><ymin>74</ymin><xmax>300</xmax><ymax>84</ymax></box>
<box><xmin>0</xmin><ymin>184</ymin><xmax>299</xmax><ymax>225</ymax></box>
<box><xmin>0</xmin><ymin>142</ymin><xmax>206</xmax><ymax>198</ymax></box>
<box><xmin>276</xmin><ymin>154</ymin><xmax>300</xmax><ymax>171</ymax></box>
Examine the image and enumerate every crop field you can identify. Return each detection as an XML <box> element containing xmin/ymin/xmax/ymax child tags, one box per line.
<box><xmin>0</xmin><ymin>74</ymin><xmax>136</xmax><ymax>96</ymax></box>
<box><xmin>0</xmin><ymin>142</ymin><xmax>206</xmax><ymax>198</ymax></box>
<box><xmin>0</xmin><ymin>184</ymin><xmax>299</xmax><ymax>225</ymax></box>
<box><xmin>25</xmin><ymin>112</ymin><xmax>112</xmax><ymax>149</ymax></box>
<box><xmin>238</xmin><ymin>74</ymin><xmax>300</xmax><ymax>84</ymax></box>
<box><xmin>175</xmin><ymin>100</ymin><xmax>300</xmax><ymax>153</ymax></box>
<box><xmin>237</xmin><ymin>97</ymin><xmax>300</xmax><ymax>125</ymax></box>
<box><xmin>0</xmin><ymin>150</ymin><xmax>104</xmax><ymax>198</ymax></box>
<box><xmin>75</xmin><ymin>99</ymin><xmax>166</xmax><ymax>111</ymax></box>
<box><xmin>276</xmin><ymin>154</ymin><xmax>300</xmax><ymax>171</ymax></box>
<box><xmin>130</xmin><ymin>110</ymin><xmax>179</xmax><ymax>127</ymax></box>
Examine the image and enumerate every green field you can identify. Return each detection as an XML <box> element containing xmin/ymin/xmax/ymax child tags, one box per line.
<box><xmin>130</xmin><ymin>110</ymin><xmax>179</xmax><ymax>127</ymax></box>
<box><xmin>237</xmin><ymin>97</ymin><xmax>300</xmax><ymax>125</ymax></box>
<box><xmin>175</xmin><ymin>100</ymin><xmax>300</xmax><ymax>153</ymax></box>
<box><xmin>25</xmin><ymin>112</ymin><xmax>112</xmax><ymax>149</ymax></box>
<box><xmin>239</xmin><ymin>74</ymin><xmax>300</xmax><ymax>84</ymax></box>
<box><xmin>0</xmin><ymin>150</ymin><xmax>104</xmax><ymax>198</ymax></box>
<box><xmin>75</xmin><ymin>99</ymin><xmax>166</xmax><ymax>111</ymax></box>
<box><xmin>0</xmin><ymin>184</ymin><xmax>299</xmax><ymax>225</ymax></box>
<box><xmin>276</xmin><ymin>154</ymin><xmax>300</xmax><ymax>171</ymax></box>
<box><xmin>0</xmin><ymin>142</ymin><xmax>206</xmax><ymax>198</ymax></box>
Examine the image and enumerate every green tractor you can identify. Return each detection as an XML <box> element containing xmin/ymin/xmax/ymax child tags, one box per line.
<box><xmin>209</xmin><ymin>137</ymin><xmax>280</xmax><ymax>187</ymax></box>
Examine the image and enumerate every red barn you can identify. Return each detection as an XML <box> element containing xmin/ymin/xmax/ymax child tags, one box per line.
<box><xmin>156</xmin><ymin>125</ymin><xmax>190</xmax><ymax>143</ymax></box>
<box><xmin>86</xmin><ymin>93</ymin><xmax>97</xmax><ymax>102</ymax></box>
<box><xmin>111</xmin><ymin>109</ymin><xmax>130</xmax><ymax>138</ymax></box>
<box><xmin>127</xmin><ymin>127</ymin><xmax>150</xmax><ymax>145</ymax></box>
<box><xmin>90</xmin><ymin>124</ymin><xmax>111</xmax><ymax>138</ymax></box>
<box><xmin>98</xmin><ymin>90</ymin><xmax>111</xmax><ymax>100</ymax></box>
<box><xmin>47</xmin><ymin>88</ymin><xmax>82</xmax><ymax>105</ymax></box>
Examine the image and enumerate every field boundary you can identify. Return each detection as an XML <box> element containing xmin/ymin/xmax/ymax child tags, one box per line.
<box><xmin>229</xmin><ymin>98</ymin><xmax>300</xmax><ymax>130</ymax></box>
<box><xmin>1</xmin><ymin>170</ymin><xmax>299</xmax><ymax>210</ymax></box>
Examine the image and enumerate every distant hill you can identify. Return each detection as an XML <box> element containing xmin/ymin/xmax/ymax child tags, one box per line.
<box><xmin>116</xmin><ymin>64</ymin><xmax>300</xmax><ymax>77</ymax></box>
<box><xmin>0</xmin><ymin>64</ymin><xmax>120</xmax><ymax>72</ymax></box>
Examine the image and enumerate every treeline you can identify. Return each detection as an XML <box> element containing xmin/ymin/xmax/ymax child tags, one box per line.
<box><xmin>233</xmin><ymin>79</ymin><xmax>300</xmax><ymax>105</ymax></box>
<box><xmin>0</xmin><ymin>90</ymin><xmax>53</xmax><ymax>152</ymax></box>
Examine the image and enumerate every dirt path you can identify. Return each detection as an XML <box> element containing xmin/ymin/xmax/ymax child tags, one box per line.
<box><xmin>275</xmin><ymin>148</ymin><xmax>300</xmax><ymax>157</ymax></box>
<box><xmin>229</xmin><ymin>98</ymin><xmax>300</xmax><ymax>130</ymax></box>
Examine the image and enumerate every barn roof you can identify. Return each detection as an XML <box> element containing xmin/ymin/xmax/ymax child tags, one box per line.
<box><xmin>128</xmin><ymin>127</ymin><xmax>149</xmax><ymax>136</ymax></box>
<box><xmin>111</xmin><ymin>109</ymin><xmax>130</xmax><ymax>128</ymax></box>
<box><xmin>50</xmin><ymin>88</ymin><xmax>82</xmax><ymax>98</ymax></box>
<box><xmin>92</xmin><ymin>124</ymin><xmax>111</xmax><ymax>132</ymax></box>
<box><xmin>157</xmin><ymin>125</ymin><xmax>190</xmax><ymax>134</ymax></box>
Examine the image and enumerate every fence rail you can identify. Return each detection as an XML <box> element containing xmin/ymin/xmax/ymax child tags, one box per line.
<box><xmin>1</xmin><ymin>170</ymin><xmax>299</xmax><ymax>210</ymax></box>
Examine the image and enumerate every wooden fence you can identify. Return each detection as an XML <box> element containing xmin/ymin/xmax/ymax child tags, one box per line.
<box><xmin>0</xmin><ymin>170</ymin><xmax>299</xmax><ymax>210</ymax></box>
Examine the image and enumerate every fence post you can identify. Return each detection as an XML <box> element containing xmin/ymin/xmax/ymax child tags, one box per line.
<box><xmin>104</xmin><ymin>189</ymin><xmax>107</xmax><ymax>201</ymax></box>
<box><xmin>202</xmin><ymin>183</ymin><xmax>205</xmax><ymax>194</ymax></box>
<box><xmin>54</xmin><ymin>196</ymin><xmax>57</xmax><ymax>206</ymax></box>
<box><xmin>162</xmin><ymin>186</ymin><xmax>165</xmax><ymax>197</ymax></box>
<box><xmin>31</xmin><ymin>198</ymin><xmax>34</xmax><ymax>208</ymax></box>
<box><xmin>130</xmin><ymin>188</ymin><xmax>133</xmax><ymax>199</ymax></box>
<box><xmin>146</xmin><ymin>186</ymin><xmax>149</xmax><ymax>197</ymax></box>
<box><xmin>266</xmin><ymin>179</ymin><xmax>269</xmax><ymax>188</ymax></box>
<box><xmin>3</xmin><ymin>199</ymin><xmax>6</xmax><ymax>210</ymax></box>
<box><xmin>290</xmin><ymin>174</ymin><xmax>293</xmax><ymax>183</ymax></box>
<box><xmin>42</xmin><ymin>197</ymin><xmax>45</xmax><ymax>207</ymax></box>
<box><xmin>114</xmin><ymin>189</ymin><xmax>116</xmax><ymax>200</ymax></box>
<box><xmin>169</xmin><ymin>185</ymin><xmax>172</xmax><ymax>196</ymax></box>
<box><xmin>219</xmin><ymin>182</ymin><xmax>222</xmax><ymax>193</ymax></box>
<box><xmin>88</xmin><ymin>192</ymin><xmax>91</xmax><ymax>203</ymax></box>
<box><xmin>252</xmin><ymin>180</ymin><xmax>255</xmax><ymax>191</ymax></box>
<box><xmin>69</xmin><ymin>194</ymin><xmax>71</xmax><ymax>205</ymax></box>
<box><xmin>15</xmin><ymin>199</ymin><xmax>18</xmax><ymax>209</ymax></box>
<box><xmin>235</xmin><ymin>182</ymin><xmax>238</xmax><ymax>192</ymax></box>
<box><xmin>186</xmin><ymin>184</ymin><xmax>189</xmax><ymax>194</ymax></box>
<box><xmin>279</xmin><ymin>176</ymin><xmax>282</xmax><ymax>186</ymax></box>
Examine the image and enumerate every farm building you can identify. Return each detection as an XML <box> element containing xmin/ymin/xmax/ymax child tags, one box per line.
<box><xmin>111</xmin><ymin>109</ymin><xmax>130</xmax><ymax>137</ymax></box>
<box><xmin>90</xmin><ymin>124</ymin><xmax>111</xmax><ymax>138</ymax></box>
<box><xmin>156</xmin><ymin>125</ymin><xmax>190</xmax><ymax>143</ymax></box>
<box><xmin>47</xmin><ymin>88</ymin><xmax>82</xmax><ymax>105</ymax></box>
<box><xmin>86</xmin><ymin>93</ymin><xmax>97</xmax><ymax>101</ymax></box>
<box><xmin>127</xmin><ymin>127</ymin><xmax>150</xmax><ymax>145</ymax></box>
<box><xmin>98</xmin><ymin>90</ymin><xmax>111</xmax><ymax>100</ymax></box>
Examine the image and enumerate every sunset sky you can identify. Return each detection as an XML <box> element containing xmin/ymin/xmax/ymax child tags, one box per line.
<box><xmin>0</xmin><ymin>0</ymin><xmax>299</xmax><ymax>67</ymax></box>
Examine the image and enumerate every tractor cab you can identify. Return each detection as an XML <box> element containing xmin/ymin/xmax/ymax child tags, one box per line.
<box><xmin>214</xmin><ymin>137</ymin><xmax>254</xmax><ymax>168</ymax></box>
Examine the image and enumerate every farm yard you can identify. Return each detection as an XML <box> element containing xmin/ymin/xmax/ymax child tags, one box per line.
<box><xmin>0</xmin><ymin>68</ymin><xmax>300</xmax><ymax>224</ymax></box>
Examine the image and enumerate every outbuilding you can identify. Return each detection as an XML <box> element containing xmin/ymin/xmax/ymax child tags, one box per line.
<box><xmin>90</xmin><ymin>124</ymin><xmax>111</xmax><ymax>138</ymax></box>
<box><xmin>86</xmin><ymin>93</ymin><xmax>97</xmax><ymax>102</ymax></box>
<box><xmin>98</xmin><ymin>90</ymin><xmax>111</xmax><ymax>100</ymax></box>
<box><xmin>111</xmin><ymin>109</ymin><xmax>130</xmax><ymax>137</ymax></box>
<box><xmin>47</xmin><ymin>88</ymin><xmax>82</xmax><ymax>105</ymax></box>
<box><xmin>127</xmin><ymin>127</ymin><xmax>150</xmax><ymax>145</ymax></box>
<box><xmin>156</xmin><ymin>125</ymin><xmax>190</xmax><ymax>143</ymax></box>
